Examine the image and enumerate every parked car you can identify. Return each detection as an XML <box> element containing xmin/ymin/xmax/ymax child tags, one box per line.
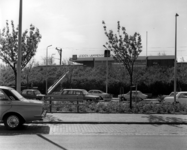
<box><xmin>88</xmin><ymin>90</ymin><xmax>112</xmax><ymax>101</ymax></box>
<box><xmin>163</xmin><ymin>91</ymin><xmax>187</xmax><ymax>104</ymax></box>
<box><xmin>49</xmin><ymin>89</ymin><xmax>101</xmax><ymax>102</ymax></box>
<box><xmin>22</xmin><ymin>89</ymin><xmax>45</xmax><ymax>100</ymax></box>
<box><xmin>118</xmin><ymin>90</ymin><xmax>148</xmax><ymax>101</ymax></box>
<box><xmin>0</xmin><ymin>86</ymin><xmax>47</xmax><ymax>129</ymax></box>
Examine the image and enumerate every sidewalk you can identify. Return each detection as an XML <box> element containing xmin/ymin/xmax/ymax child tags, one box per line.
<box><xmin>34</xmin><ymin>113</ymin><xmax>187</xmax><ymax>124</ymax></box>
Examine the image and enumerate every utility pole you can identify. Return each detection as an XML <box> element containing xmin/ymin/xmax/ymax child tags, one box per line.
<box><xmin>17</xmin><ymin>0</ymin><xmax>22</xmax><ymax>93</ymax></box>
<box><xmin>174</xmin><ymin>13</ymin><xmax>179</xmax><ymax>104</ymax></box>
<box><xmin>56</xmin><ymin>47</ymin><xmax>62</xmax><ymax>65</ymax></box>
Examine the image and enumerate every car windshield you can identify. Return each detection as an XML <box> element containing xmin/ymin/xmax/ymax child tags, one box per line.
<box><xmin>169</xmin><ymin>92</ymin><xmax>178</xmax><ymax>96</ymax></box>
<box><xmin>35</xmin><ymin>90</ymin><xmax>41</xmax><ymax>95</ymax></box>
<box><xmin>82</xmin><ymin>90</ymin><xmax>88</xmax><ymax>95</ymax></box>
<box><xmin>11</xmin><ymin>89</ymin><xmax>27</xmax><ymax>101</ymax></box>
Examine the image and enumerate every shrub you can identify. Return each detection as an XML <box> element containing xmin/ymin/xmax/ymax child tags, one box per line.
<box><xmin>48</xmin><ymin>100</ymin><xmax>187</xmax><ymax>114</ymax></box>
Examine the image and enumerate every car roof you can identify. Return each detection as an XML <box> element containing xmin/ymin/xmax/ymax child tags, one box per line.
<box><xmin>63</xmin><ymin>89</ymin><xmax>86</xmax><ymax>91</ymax></box>
<box><xmin>0</xmin><ymin>86</ymin><xmax>14</xmax><ymax>90</ymax></box>
<box><xmin>177</xmin><ymin>91</ymin><xmax>187</xmax><ymax>94</ymax></box>
<box><xmin>89</xmin><ymin>90</ymin><xmax>101</xmax><ymax>91</ymax></box>
<box><xmin>22</xmin><ymin>89</ymin><xmax>39</xmax><ymax>91</ymax></box>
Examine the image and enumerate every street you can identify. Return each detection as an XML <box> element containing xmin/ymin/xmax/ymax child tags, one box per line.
<box><xmin>1</xmin><ymin>123</ymin><xmax>187</xmax><ymax>150</ymax></box>
<box><xmin>0</xmin><ymin>134</ymin><xmax>187</xmax><ymax>150</ymax></box>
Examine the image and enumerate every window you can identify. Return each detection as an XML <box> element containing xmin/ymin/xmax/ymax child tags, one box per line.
<box><xmin>28</xmin><ymin>91</ymin><xmax>33</xmax><ymax>95</ymax></box>
<box><xmin>22</xmin><ymin>90</ymin><xmax>27</xmax><ymax>94</ymax></box>
<box><xmin>75</xmin><ymin>91</ymin><xmax>82</xmax><ymax>95</ymax></box>
<box><xmin>1</xmin><ymin>89</ymin><xmax>19</xmax><ymax>101</ymax></box>
<box><xmin>0</xmin><ymin>90</ymin><xmax>8</xmax><ymax>101</ymax></box>
<box><xmin>61</xmin><ymin>90</ymin><xmax>68</xmax><ymax>95</ymax></box>
<box><xmin>67</xmin><ymin>90</ymin><xmax>74</xmax><ymax>95</ymax></box>
<box><xmin>180</xmin><ymin>93</ymin><xmax>187</xmax><ymax>98</ymax></box>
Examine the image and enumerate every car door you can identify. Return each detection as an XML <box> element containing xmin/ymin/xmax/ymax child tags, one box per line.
<box><xmin>0</xmin><ymin>89</ymin><xmax>12</xmax><ymax>119</ymax></box>
<box><xmin>74</xmin><ymin>91</ymin><xmax>84</xmax><ymax>101</ymax></box>
<box><xmin>178</xmin><ymin>93</ymin><xmax>187</xmax><ymax>104</ymax></box>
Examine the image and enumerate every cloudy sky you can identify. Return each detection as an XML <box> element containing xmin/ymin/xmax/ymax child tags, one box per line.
<box><xmin>1</xmin><ymin>0</ymin><xmax>187</xmax><ymax>64</ymax></box>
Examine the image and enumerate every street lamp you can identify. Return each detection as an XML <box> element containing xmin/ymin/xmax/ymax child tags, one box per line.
<box><xmin>104</xmin><ymin>50</ymin><xmax>110</xmax><ymax>93</ymax></box>
<box><xmin>46</xmin><ymin>45</ymin><xmax>52</xmax><ymax>94</ymax></box>
<box><xmin>174</xmin><ymin>13</ymin><xmax>179</xmax><ymax>104</ymax></box>
<box><xmin>17</xmin><ymin>0</ymin><xmax>22</xmax><ymax>93</ymax></box>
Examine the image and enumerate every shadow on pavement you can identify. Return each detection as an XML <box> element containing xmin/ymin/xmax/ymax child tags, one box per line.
<box><xmin>0</xmin><ymin>124</ymin><xmax>50</xmax><ymax>135</ymax></box>
<box><xmin>142</xmin><ymin>115</ymin><xmax>187</xmax><ymax>127</ymax></box>
<box><xmin>35</xmin><ymin>114</ymin><xmax>63</xmax><ymax>122</ymax></box>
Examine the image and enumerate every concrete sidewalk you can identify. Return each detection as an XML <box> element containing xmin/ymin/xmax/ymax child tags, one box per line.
<box><xmin>34</xmin><ymin>113</ymin><xmax>187</xmax><ymax>124</ymax></box>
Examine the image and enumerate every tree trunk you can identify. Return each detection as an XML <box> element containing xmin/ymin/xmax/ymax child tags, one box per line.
<box><xmin>130</xmin><ymin>74</ymin><xmax>133</xmax><ymax>109</ymax></box>
<box><xmin>13</xmin><ymin>69</ymin><xmax>17</xmax><ymax>90</ymax></box>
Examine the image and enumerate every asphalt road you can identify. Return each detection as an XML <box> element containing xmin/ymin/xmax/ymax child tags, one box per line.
<box><xmin>1</xmin><ymin>135</ymin><xmax>187</xmax><ymax>150</ymax></box>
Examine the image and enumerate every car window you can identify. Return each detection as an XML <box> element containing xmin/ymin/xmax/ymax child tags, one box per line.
<box><xmin>75</xmin><ymin>91</ymin><xmax>82</xmax><ymax>95</ymax></box>
<box><xmin>82</xmin><ymin>90</ymin><xmax>88</xmax><ymax>95</ymax></box>
<box><xmin>67</xmin><ymin>90</ymin><xmax>74</xmax><ymax>95</ymax></box>
<box><xmin>61</xmin><ymin>90</ymin><xmax>68</xmax><ymax>95</ymax></box>
<box><xmin>179</xmin><ymin>93</ymin><xmax>187</xmax><ymax>98</ymax></box>
<box><xmin>0</xmin><ymin>90</ymin><xmax>8</xmax><ymax>101</ymax></box>
<box><xmin>2</xmin><ymin>89</ymin><xmax>19</xmax><ymax>101</ymax></box>
<box><xmin>22</xmin><ymin>90</ymin><xmax>27</xmax><ymax>94</ymax></box>
<box><xmin>35</xmin><ymin>90</ymin><xmax>41</xmax><ymax>95</ymax></box>
<box><xmin>27</xmin><ymin>91</ymin><xmax>33</xmax><ymax>95</ymax></box>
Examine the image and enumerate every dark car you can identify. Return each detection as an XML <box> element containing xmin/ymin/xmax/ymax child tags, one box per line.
<box><xmin>88</xmin><ymin>90</ymin><xmax>112</xmax><ymax>101</ymax></box>
<box><xmin>22</xmin><ymin>89</ymin><xmax>45</xmax><ymax>100</ymax></box>
<box><xmin>49</xmin><ymin>89</ymin><xmax>101</xmax><ymax>102</ymax></box>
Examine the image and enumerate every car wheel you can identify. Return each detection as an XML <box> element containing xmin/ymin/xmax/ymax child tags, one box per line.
<box><xmin>4</xmin><ymin>114</ymin><xmax>23</xmax><ymax>130</ymax></box>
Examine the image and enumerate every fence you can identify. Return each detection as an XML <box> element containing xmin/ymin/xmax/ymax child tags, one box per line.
<box><xmin>43</xmin><ymin>95</ymin><xmax>86</xmax><ymax>113</ymax></box>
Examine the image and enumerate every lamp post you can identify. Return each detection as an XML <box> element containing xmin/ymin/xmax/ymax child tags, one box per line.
<box><xmin>174</xmin><ymin>13</ymin><xmax>179</xmax><ymax>104</ymax></box>
<box><xmin>17</xmin><ymin>0</ymin><xmax>22</xmax><ymax>93</ymax></box>
<box><xmin>46</xmin><ymin>45</ymin><xmax>52</xmax><ymax>94</ymax></box>
<box><xmin>104</xmin><ymin>50</ymin><xmax>110</xmax><ymax>93</ymax></box>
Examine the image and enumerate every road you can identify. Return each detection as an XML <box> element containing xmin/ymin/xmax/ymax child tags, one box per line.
<box><xmin>1</xmin><ymin>134</ymin><xmax>187</xmax><ymax>150</ymax></box>
<box><xmin>0</xmin><ymin>123</ymin><xmax>187</xmax><ymax>150</ymax></box>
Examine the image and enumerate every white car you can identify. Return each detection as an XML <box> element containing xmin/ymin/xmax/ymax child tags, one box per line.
<box><xmin>0</xmin><ymin>86</ymin><xmax>47</xmax><ymax>129</ymax></box>
<box><xmin>88</xmin><ymin>90</ymin><xmax>112</xmax><ymax>101</ymax></box>
<box><xmin>164</xmin><ymin>91</ymin><xmax>187</xmax><ymax>104</ymax></box>
<box><xmin>118</xmin><ymin>90</ymin><xmax>147</xmax><ymax>101</ymax></box>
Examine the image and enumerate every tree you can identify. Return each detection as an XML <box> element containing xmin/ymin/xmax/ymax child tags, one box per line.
<box><xmin>0</xmin><ymin>20</ymin><xmax>42</xmax><ymax>87</ymax></box>
<box><xmin>0</xmin><ymin>64</ymin><xmax>15</xmax><ymax>86</ymax></box>
<box><xmin>102</xmin><ymin>21</ymin><xmax>142</xmax><ymax>108</ymax></box>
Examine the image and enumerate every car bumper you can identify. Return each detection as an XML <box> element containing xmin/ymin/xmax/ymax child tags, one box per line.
<box><xmin>34</xmin><ymin>110</ymin><xmax>47</xmax><ymax>120</ymax></box>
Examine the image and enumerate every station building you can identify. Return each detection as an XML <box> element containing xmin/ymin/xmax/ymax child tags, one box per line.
<box><xmin>70</xmin><ymin>54</ymin><xmax>175</xmax><ymax>68</ymax></box>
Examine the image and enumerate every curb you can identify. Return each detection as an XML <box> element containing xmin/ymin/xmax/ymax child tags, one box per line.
<box><xmin>30</xmin><ymin>121</ymin><xmax>187</xmax><ymax>124</ymax></box>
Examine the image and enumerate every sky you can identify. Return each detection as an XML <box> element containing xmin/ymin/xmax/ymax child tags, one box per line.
<box><xmin>1</xmin><ymin>0</ymin><xmax>187</xmax><ymax>64</ymax></box>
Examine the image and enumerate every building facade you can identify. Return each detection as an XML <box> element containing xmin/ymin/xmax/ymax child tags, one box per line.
<box><xmin>70</xmin><ymin>54</ymin><xmax>175</xmax><ymax>68</ymax></box>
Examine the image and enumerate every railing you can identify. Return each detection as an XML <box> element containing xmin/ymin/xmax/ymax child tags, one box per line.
<box><xmin>43</xmin><ymin>95</ymin><xmax>85</xmax><ymax>113</ymax></box>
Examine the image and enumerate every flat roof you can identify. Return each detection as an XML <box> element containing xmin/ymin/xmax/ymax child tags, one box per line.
<box><xmin>71</xmin><ymin>55</ymin><xmax>175</xmax><ymax>62</ymax></box>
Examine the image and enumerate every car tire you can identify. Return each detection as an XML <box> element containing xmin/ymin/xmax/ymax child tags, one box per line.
<box><xmin>4</xmin><ymin>114</ymin><xmax>23</xmax><ymax>130</ymax></box>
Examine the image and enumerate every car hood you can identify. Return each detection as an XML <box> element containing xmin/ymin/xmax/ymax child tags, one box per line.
<box><xmin>164</xmin><ymin>96</ymin><xmax>174</xmax><ymax>100</ymax></box>
<box><xmin>86</xmin><ymin>94</ymin><xmax>100</xmax><ymax>98</ymax></box>
<box><xmin>36</xmin><ymin>94</ymin><xmax>45</xmax><ymax>97</ymax></box>
<box><xmin>21</xmin><ymin>99</ymin><xmax>44</xmax><ymax>105</ymax></box>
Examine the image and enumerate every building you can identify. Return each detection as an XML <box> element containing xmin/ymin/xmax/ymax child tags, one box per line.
<box><xmin>70</xmin><ymin>54</ymin><xmax>175</xmax><ymax>68</ymax></box>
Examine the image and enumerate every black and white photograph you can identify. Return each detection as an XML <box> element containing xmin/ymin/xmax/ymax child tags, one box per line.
<box><xmin>0</xmin><ymin>0</ymin><xmax>187</xmax><ymax>149</ymax></box>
